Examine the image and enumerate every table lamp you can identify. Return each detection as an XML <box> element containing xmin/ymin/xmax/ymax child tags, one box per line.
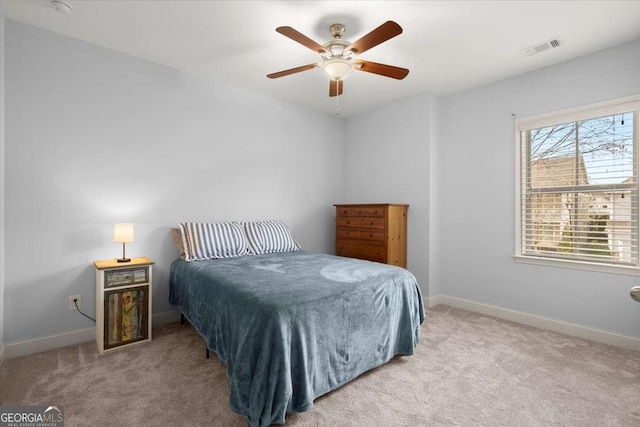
<box><xmin>113</xmin><ymin>223</ymin><xmax>134</xmax><ymax>263</ymax></box>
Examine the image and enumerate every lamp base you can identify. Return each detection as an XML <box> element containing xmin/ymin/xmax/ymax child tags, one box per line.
<box><xmin>117</xmin><ymin>258</ymin><xmax>131</xmax><ymax>263</ymax></box>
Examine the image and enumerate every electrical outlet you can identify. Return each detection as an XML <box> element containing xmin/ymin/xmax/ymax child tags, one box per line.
<box><xmin>69</xmin><ymin>295</ymin><xmax>81</xmax><ymax>311</ymax></box>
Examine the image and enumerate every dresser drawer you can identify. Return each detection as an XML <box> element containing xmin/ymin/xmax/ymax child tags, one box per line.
<box><xmin>104</xmin><ymin>267</ymin><xmax>149</xmax><ymax>288</ymax></box>
<box><xmin>336</xmin><ymin>240</ymin><xmax>386</xmax><ymax>263</ymax></box>
<box><xmin>336</xmin><ymin>206</ymin><xmax>385</xmax><ymax>217</ymax></box>
<box><xmin>337</xmin><ymin>216</ymin><xmax>385</xmax><ymax>229</ymax></box>
<box><xmin>337</xmin><ymin>227</ymin><xmax>385</xmax><ymax>241</ymax></box>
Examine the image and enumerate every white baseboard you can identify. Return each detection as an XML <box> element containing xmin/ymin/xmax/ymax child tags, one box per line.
<box><xmin>3</xmin><ymin>310</ymin><xmax>181</xmax><ymax>360</ymax></box>
<box><xmin>425</xmin><ymin>295</ymin><xmax>445</xmax><ymax>308</ymax></box>
<box><xmin>153</xmin><ymin>310</ymin><xmax>181</xmax><ymax>325</ymax></box>
<box><xmin>431</xmin><ymin>294</ymin><xmax>640</xmax><ymax>352</ymax></box>
<box><xmin>7</xmin><ymin>299</ymin><xmax>638</xmax><ymax>359</ymax></box>
<box><xmin>3</xmin><ymin>327</ymin><xmax>95</xmax><ymax>360</ymax></box>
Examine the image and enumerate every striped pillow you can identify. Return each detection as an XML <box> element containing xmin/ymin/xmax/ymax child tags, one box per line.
<box><xmin>243</xmin><ymin>220</ymin><xmax>300</xmax><ymax>254</ymax></box>
<box><xmin>178</xmin><ymin>222</ymin><xmax>249</xmax><ymax>262</ymax></box>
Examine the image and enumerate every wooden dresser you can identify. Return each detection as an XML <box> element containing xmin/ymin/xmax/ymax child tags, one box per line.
<box><xmin>334</xmin><ymin>204</ymin><xmax>408</xmax><ymax>267</ymax></box>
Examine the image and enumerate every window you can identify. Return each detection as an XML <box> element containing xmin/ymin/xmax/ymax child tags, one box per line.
<box><xmin>516</xmin><ymin>97</ymin><xmax>640</xmax><ymax>273</ymax></box>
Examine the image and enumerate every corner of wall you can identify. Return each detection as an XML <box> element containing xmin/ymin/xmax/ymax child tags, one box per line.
<box><xmin>428</xmin><ymin>93</ymin><xmax>442</xmax><ymax>297</ymax></box>
<box><xmin>0</xmin><ymin>1</ymin><xmax>6</xmax><ymax>365</ymax></box>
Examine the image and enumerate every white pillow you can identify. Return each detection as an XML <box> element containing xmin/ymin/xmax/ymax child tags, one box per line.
<box><xmin>243</xmin><ymin>220</ymin><xmax>300</xmax><ymax>255</ymax></box>
<box><xmin>171</xmin><ymin>227</ymin><xmax>186</xmax><ymax>260</ymax></box>
<box><xmin>178</xmin><ymin>222</ymin><xmax>249</xmax><ymax>262</ymax></box>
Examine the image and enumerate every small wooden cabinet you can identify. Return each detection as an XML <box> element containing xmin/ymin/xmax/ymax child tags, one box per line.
<box><xmin>334</xmin><ymin>204</ymin><xmax>408</xmax><ymax>267</ymax></box>
<box><xmin>94</xmin><ymin>257</ymin><xmax>154</xmax><ymax>353</ymax></box>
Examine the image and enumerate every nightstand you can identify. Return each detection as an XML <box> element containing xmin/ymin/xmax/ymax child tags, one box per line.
<box><xmin>94</xmin><ymin>257</ymin><xmax>154</xmax><ymax>353</ymax></box>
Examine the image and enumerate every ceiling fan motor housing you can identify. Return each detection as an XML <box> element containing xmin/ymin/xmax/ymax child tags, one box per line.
<box><xmin>321</xmin><ymin>24</ymin><xmax>355</xmax><ymax>81</ymax></box>
<box><xmin>325</xmin><ymin>40</ymin><xmax>353</xmax><ymax>57</ymax></box>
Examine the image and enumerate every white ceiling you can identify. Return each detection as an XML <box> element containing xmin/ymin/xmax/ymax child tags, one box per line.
<box><xmin>5</xmin><ymin>0</ymin><xmax>640</xmax><ymax>117</ymax></box>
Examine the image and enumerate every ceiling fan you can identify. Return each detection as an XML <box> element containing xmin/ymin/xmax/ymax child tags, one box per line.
<box><xmin>267</xmin><ymin>21</ymin><xmax>409</xmax><ymax>97</ymax></box>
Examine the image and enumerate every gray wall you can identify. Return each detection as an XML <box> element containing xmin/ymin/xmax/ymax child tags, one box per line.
<box><xmin>4</xmin><ymin>18</ymin><xmax>640</xmax><ymax>346</ymax></box>
<box><xmin>343</xmin><ymin>93</ymin><xmax>435</xmax><ymax>294</ymax></box>
<box><xmin>4</xmin><ymin>20</ymin><xmax>344</xmax><ymax>343</ymax></box>
<box><xmin>438</xmin><ymin>39</ymin><xmax>640</xmax><ymax>337</ymax></box>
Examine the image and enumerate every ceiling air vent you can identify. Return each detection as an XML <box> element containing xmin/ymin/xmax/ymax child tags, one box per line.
<box><xmin>521</xmin><ymin>37</ymin><xmax>562</xmax><ymax>57</ymax></box>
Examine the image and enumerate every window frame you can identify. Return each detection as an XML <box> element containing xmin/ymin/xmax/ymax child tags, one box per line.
<box><xmin>514</xmin><ymin>95</ymin><xmax>640</xmax><ymax>275</ymax></box>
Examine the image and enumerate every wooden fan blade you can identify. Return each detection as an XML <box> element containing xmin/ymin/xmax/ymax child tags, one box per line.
<box><xmin>329</xmin><ymin>80</ymin><xmax>344</xmax><ymax>97</ymax></box>
<box><xmin>346</xmin><ymin>21</ymin><xmax>403</xmax><ymax>55</ymax></box>
<box><xmin>276</xmin><ymin>27</ymin><xmax>328</xmax><ymax>54</ymax></box>
<box><xmin>267</xmin><ymin>63</ymin><xmax>318</xmax><ymax>79</ymax></box>
<box><xmin>354</xmin><ymin>60</ymin><xmax>409</xmax><ymax>80</ymax></box>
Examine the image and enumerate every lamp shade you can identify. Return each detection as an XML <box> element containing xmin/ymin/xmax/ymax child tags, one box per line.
<box><xmin>322</xmin><ymin>59</ymin><xmax>352</xmax><ymax>81</ymax></box>
<box><xmin>113</xmin><ymin>223</ymin><xmax>134</xmax><ymax>243</ymax></box>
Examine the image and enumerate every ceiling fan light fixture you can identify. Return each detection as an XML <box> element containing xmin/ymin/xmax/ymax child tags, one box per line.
<box><xmin>322</xmin><ymin>59</ymin><xmax>352</xmax><ymax>81</ymax></box>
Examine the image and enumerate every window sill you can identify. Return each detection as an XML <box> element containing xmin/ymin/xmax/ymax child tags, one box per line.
<box><xmin>513</xmin><ymin>255</ymin><xmax>640</xmax><ymax>276</ymax></box>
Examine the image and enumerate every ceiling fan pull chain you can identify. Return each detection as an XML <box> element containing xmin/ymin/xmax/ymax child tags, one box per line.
<box><xmin>335</xmin><ymin>90</ymin><xmax>340</xmax><ymax>116</ymax></box>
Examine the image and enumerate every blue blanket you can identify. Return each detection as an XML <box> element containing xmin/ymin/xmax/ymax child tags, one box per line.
<box><xmin>169</xmin><ymin>251</ymin><xmax>424</xmax><ymax>426</ymax></box>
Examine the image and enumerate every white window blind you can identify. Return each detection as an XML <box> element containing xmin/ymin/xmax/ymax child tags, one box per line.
<box><xmin>518</xmin><ymin>103</ymin><xmax>639</xmax><ymax>268</ymax></box>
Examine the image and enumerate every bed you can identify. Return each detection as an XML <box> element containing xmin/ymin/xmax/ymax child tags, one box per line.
<box><xmin>169</xmin><ymin>222</ymin><xmax>424</xmax><ymax>426</ymax></box>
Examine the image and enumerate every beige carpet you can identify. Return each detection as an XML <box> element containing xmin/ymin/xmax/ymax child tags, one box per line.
<box><xmin>2</xmin><ymin>305</ymin><xmax>639</xmax><ymax>426</ymax></box>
